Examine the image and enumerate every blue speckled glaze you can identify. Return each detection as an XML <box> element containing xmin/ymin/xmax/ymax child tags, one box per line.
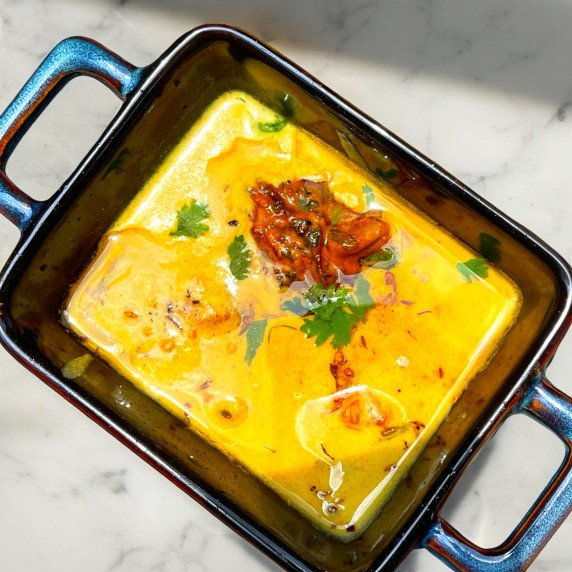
<box><xmin>422</xmin><ymin>376</ymin><xmax>572</xmax><ymax>571</ymax></box>
<box><xmin>0</xmin><ymin>36</ymin><xmax>142</xmax><ymax>231</ymax></box>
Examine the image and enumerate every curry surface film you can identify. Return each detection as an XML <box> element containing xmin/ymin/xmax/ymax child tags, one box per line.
<box><xmin>62</xmin><ymin>91</ymin><xmax>521</xmax><ymax>540</ymax></box>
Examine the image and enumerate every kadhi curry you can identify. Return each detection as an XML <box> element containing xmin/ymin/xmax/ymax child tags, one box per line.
<box><xmin>62</xmin><ymin>92</ymin><xmax>521</xmax><ymax>539</ymax></box>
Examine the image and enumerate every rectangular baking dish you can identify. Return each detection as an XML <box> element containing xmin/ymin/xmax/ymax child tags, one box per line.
<box><xmin>0</xmin><ymin>25</ymin><xmax>571</xmax><ymax>572</ymax></box>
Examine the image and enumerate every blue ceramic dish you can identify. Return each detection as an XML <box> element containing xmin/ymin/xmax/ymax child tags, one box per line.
<box><xmin>0</xmin><ymin>24</ymin><xmax>571</xmax><ymax>572</ymax></box>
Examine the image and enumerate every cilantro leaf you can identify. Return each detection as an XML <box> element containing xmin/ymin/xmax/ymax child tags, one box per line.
<box><xmin>170</xmin><ymin>199</ymin><xmax>210</xmax><ymax>238</ymax></box>
<box><xmin>282</xmin><ymin>278</ymin><xmax>376</xmax><ymax>348</ymax></box>
<box><xmin>348</xmin><ymin>274</ymin><xmax>375</xmax><ymax>321</ymax></box>
<box><xmin>281</xmin><ymin>296</ymin><xmax>308</xmax><ymax>316</ymax></box>
<box><xmin>360</xmin><ymin>246</ymin><xmax>399</xmax><ymax>270</ymax></box>
<box><xmin>258</xmin><ymin>116</ymin><xmax>287</xmax><ymax>133</ymax></box>
<box><xmin>301</xmin><ymin>309</ymin><xmax>359</xmax><ymax>349</ymax></box>
<box><xmin>362</xmin><ymin>184</ymin><xmax>375</xmax><ymax>207</ymax></box>
<box><xmin>279</xmin><ymin>93</ymin><xmax>295</xmax><ymax>118</ymax></box>
<box><xmin>258</xmin><ymin>93</ymin><xmax>295</xmax><ymax>133</ymax></box>
<box><xmin>102</xmin><ymin>148</ymin><xmax>130</xmax><ymax>180</ymax></box>
<box><xmin>457</xmin><ymin>258</ymin><xmax>489</xmax><ymax>283</ymax></box>
<box><xmin>376</xmin><ymin>166</ymin><xmax>399</xmax><ymax>181</ymax></box>
<box><xmin>245</xmin><ymin>319</ymin><xmax>267</xmax><ymax>365</ymax></box>
<box><xmin>479</xmin><ymin>232</ymin><xmax>501</xmax><ymax>262</ymax></box>
<box><xmin>228</xmin><ymin>234</ymin><xmax>251</xmax><ymax>280</ymax></box>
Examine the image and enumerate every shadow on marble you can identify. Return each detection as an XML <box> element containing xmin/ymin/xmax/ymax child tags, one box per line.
<box><xmin>114</xmin><ymin>0</ymin><xmax>572</xmax><ymax>108</ymax></box>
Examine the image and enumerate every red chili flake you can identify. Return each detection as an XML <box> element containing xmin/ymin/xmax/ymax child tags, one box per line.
<box><xmin>417</xmin><ymin>310</ymin><xmax>432</xmax><ymax>315</ymax></box>
<box><xmin>343</xmin><ymin>368</ymin><xmax>354</xmax><ymax>378</ymax></box>
<box><xmin>360</xmin><ymin>335</ymin><xmax>367</xmax><ymax>349</ymax></box>
<box><xmin>346</xmin><ymin>525</ymin><xmax>356</xmax><ymax>533</ymax></box>
<box><xmin>438</xmin><ymin>367</ymin><xmax>444</xmax><ymax>378</ymax></box>
<box><xmin>199</xmin><ymin>379</ymin><xmax>211</xmax><ymax>390</ymax></box>
<box><xmin>400</xmin><ymin>299</ymin><xmax>414</xmax><ymax>306</ymax></box>
<box><xmin>407</xmin><ymin>330</ymin><xmax>418</xmax><ymax>341</ymax></box>
<box><xmin>228</xmin><ymin>220</ymin><xmax>239</xmax><ymax>227</ymax></box>
<box><xmin>184</xmin><ymin>402</ymin><xmax>192</xmax><ymax>408</ymax></box>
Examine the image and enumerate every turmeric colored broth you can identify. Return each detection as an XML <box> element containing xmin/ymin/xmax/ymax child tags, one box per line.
<box><xmin>62</xmin><ymin>92</ymin><xmax>521</xmax><ymax>539</ymax></box>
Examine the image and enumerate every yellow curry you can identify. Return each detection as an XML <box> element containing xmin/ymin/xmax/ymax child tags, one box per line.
<box><xmin>62</xmin><ymin>92</ymin><xmax>521</xmax><ymax>540</ymax></box>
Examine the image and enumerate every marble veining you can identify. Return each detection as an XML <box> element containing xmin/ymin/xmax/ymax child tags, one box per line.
<box><xmin>0</xmin><ymin>1</ymin><xmax>571</xmax><ymax>571</ymax></box>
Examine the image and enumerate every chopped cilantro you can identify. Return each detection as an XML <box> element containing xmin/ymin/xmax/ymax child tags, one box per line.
<box><xmin>228</xmin><ymin>234</ymin><xmax>251</xmax><ymax>280</ymax></box>
<box><xmin>281</xmin><ymin>277</ymin><xmax>376</xmax><ymax>349</ymax></box>
<box><xmin>298</xmin><ymin>195</ymin><xmax>319</xmax><ymax>212</ymax></box>
<box><xmin>170</xmin><ymin>199</ymin><xmax>210</xmax><ymax>238</ymax></box>
<box><xmin>245</xmin><ymin>319</ymin><xmax>267</xmax><ymax>365</ymax></box>
<box><xmin>279</xmin><ymin>93</ymin><xmax>295</xmax><ymax>118</ymax></box>
<box><xmin>479</xmin><ymin>232</ymin><xmax>501</xmax><ymax>262</ymax></box>
<box><xmin>348</xmin><ymin>274</ymin><xmax>376</xmax><ymax>321</ymax></box>
<box><xmin>102</xmin><ymin>148</ymin><xmax>130</xmax><ymax>180</ymax></box>
<box><xmin>457</xmin><ymin>258</ymin><xmax>489</xmax><ymax>283</ymax></box>
<box><xmin>281</xmin><ymin>296</ymin><xmax>308</xmax><ymax>317</ymax></box>
<box><xmin>361</xmin><ymin>247</ymin><xmax>399</xmax><ymax>270</ymax></box>
<box><xmin>376</xmin><ymin>166</ymin><xmax>399</xmax><ymax>181</ymax></box>
<box><xmin>362</xmin><ymin>184</ymin><xmax>375</xmax><ymax>207</ymax></box>
<box><xmin>258</xmin><ymin>95</ymin><xmax>294</xmax><ymax>133</ymax></box>
<box><xmin>330</xmin><ymin>204</ymin><xmax>344</xmax><ymax>225</ymax></box>
<box><xmin>258</xmin><ymin>116</ymin><xmax>287</xmax><ymax>132</ymax></box>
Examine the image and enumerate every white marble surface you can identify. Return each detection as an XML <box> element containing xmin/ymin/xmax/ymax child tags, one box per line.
<box><xmin>1</xmin><ymin>1</ymin><xmax>571</xmax><ymax>570</ymax></box>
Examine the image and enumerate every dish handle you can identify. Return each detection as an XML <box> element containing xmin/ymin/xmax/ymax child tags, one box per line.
<box><xmin>422</xmin><ymin>376</ymin><xmax>572</xmax><ymax>571</ymax></box>
<box><xmin>0</xmin><ymin>37</ymin><xmax>142</xmax><ymax>231</ymax></box>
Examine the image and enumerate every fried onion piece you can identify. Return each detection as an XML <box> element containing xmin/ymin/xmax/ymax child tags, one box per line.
<box><xmin>249</xmin><ymin>179</ymin><xmax>390</xmax><ymax>286</ymax></box>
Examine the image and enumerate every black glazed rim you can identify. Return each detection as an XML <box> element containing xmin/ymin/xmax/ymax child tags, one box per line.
<box><xmin>0</xmin><ymin>24</ymin><xmax>571</xmax><ymax>572</ymax></box>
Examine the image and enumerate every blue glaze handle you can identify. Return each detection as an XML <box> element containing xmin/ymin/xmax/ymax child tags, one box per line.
<box><xmin>0</xmin><ymin>36</ymin><xmax>142</xmax><ymax>231</ymax></box>
<box><xmin>423</xmin><ymin>377</ymin><xmax>572</xmax><ymax>571</ymax></box>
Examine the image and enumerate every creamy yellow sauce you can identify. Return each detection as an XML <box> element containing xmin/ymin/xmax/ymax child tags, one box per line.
<box><xmin>62</xmin><ymin>92</ymin><xmax>521</xmax><ymax>539</ymax></box>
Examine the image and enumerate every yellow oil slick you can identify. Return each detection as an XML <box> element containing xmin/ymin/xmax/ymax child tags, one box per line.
<box><xmin>62</xmin><ymin>92</ymin><xmax>521</xmax><ymax>540</ymax></box>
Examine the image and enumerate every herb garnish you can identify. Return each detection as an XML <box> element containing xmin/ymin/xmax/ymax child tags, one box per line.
<box><xmin>479</xmin><ymin>232</ymin><xmax>501</xmax><ymax>262</ymax></box>
<box><xmin>245</xmin><ymin>319</ymin><xmax>267</xmax><ymax>365</ymax></box>
<box><xmin>228</xmin><ymin>234</ymin><xmax>251</xmax><ymax>281</ymax></box>
<box><xmin>457</xmin><ymin>258</ymin><xmax>489</xmax><ymax>283</ymax></box>
<box><xmin>102</xmin><ymin>148</ymin><xmax>130</xmax><ymax>180</ymax></box>
<box><xmin>170</xmin><ymin>199</ymin><xmax>210</xmax><ymax>238</ymax></box>
<box><xmin>362</xmin><ymin>184</ymin><xmax>375</xmax><ymax>207</ymax></box>
<box><xmin>376</xmin><ymin>166</ymin><xmax>399</xmax><ymax>181</ymax></box>
<box><xmin>360</xmin><ymin>246</ymin><xmax>399</xmax><ymax>270</ymax></box>
<box><xmin>258</xmin><ymin>116</ymin><xmax>287</xmax><ymax>132</ymax></box>
<box><xmin>258</xmin><ymin>93</ymin><xmax>294</xmax><ymax>133</ymax></box>
<box><xmin>282</xmin><ymin>275</ymin><xmax>375</xmax><ymax>348</ymax></box>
